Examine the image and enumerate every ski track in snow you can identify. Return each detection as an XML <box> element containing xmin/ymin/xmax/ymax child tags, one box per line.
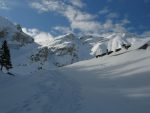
<box><xmin>1</xmin><ymin>70</ymin><xmax>82</xmax><ymax>113</ymax></box>
<box><xmin>1</xmin><ymin>16</ymin><xmax>150</xmax><ymax>113</ymax></box>
<box><xmin>1</xmin><ymin>48</ymin><xmax>150</xmax><ymax>113</ymax></box>
<box><xmin>60</xmin><ymin>48</ymin><xmax>150</xmax><ymax>113</ymax></box>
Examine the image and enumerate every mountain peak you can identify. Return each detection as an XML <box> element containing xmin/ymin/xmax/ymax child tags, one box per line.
<box><xmin>0</xmin><ymin>16</ymin><xmax>34</xmax><ymax>46</ymax></box>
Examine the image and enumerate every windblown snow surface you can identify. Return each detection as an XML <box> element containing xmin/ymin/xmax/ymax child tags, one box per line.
<box><xmin>0</xmin><ymin>42</ymin><xmax>150</xmax><ymax>113</ymax></box>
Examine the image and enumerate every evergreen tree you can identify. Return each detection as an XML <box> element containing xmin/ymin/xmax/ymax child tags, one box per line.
<box><xmin>0</xmin><ymin>40</ymin><xmax>12</xmax><ymax>71</ymax></box>
<box><xmin>0</xmin><ymin>48</ymin><xmax>3</xmax><ymax>69</ymax></box>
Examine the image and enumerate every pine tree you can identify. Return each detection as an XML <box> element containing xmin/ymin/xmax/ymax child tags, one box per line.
<box><xmin>0</xmin><ymin>48</ymin><xmax>3</xmax><ymax>69</ymax></box>
<box><xmin>0</xmin><ymin>40</ymin><xmax>12</xmax><ymax>71</ymax></box>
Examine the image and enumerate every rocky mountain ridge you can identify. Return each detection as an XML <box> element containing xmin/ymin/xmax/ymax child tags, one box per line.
<box><xmin>0</xmin><ymin>16</ymin><xmax>150</xmax><ymax>74</ymax></box>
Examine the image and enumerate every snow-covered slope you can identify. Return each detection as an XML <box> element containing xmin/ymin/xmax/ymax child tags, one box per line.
<box><xmin>0</xmin><ymin>16</ymin><xmax>17</xmax><ymax>34</ymax></box>
<box><xmin>91</xmin><ymin>32</ymin><xmax>136</xmax><ymax>56</ymax></box>
<box><xmin>0</xmin><ymin>16</ymin><xmax>34</xmax><ymax>46</ymax></box>
<box><xmin>0</xmin><ymin>16</ymin><xmax>39</xmax><ymax>74</ymax></box>
<box><xmin>1</xmin><ymin>16</ymin><xmax>150</xmax><ymax>74</ymax></box>
<box><xmin>0</xmin><ymin>45</ymin><xmax>150</xmax><ymax>113</ymax></box>
<box><xmin>38</xmin><ymin>32</ymin><xmax>142</xmax><ymax>67</ymax></box>
<box><xmin>1</xmin><ymin>16</ymin><xmax>150</xmax><ymax>113</ymax></box>
<box><xmin>11</xmin><ymin>32</ymin><xmax>150</xmax><ymax>74</ymax></box>
<box><xmin>60</xmin><ymin>46</ymin><xmax>150</xmax><ymax>113</ymax></box>
<box><xmin>44</xmin><ymin>33</ymin><xmax>80</xmax><ymax>67</ymax></box>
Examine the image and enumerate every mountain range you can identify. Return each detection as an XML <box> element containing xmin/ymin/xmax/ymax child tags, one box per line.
<box><xmin>0</xmin><ymin>16</ymin><xmax>150</xmax><ymax>113</ymax></box>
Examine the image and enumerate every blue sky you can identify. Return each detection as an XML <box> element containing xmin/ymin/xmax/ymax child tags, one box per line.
<box><xmin>0</xmin><ymin>0</ymin><xmax>150</xmax><ymax>36</ymax></box>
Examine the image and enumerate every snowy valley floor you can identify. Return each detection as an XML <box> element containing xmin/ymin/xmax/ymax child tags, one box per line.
<box><xmin>0</xmin><ymin>47</ymin><xmax>150</xmax><ymax>113</ymax></box>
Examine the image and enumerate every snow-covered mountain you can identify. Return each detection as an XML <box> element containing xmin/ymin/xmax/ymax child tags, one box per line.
<box><xmin>1</xmin><ymin>16</ymin><xmax>150</xmax><ymax>113</ymax></box>
<box><xmin>0</xmin><ymin>16</ymin><xmax>34</xmax><ymax>46</ymax></box>
<box><xmin>0</xmin><ymin>39</ymin><xmax>150</xmax><ymax>113</ymax></box>
<box><xmin>41</xmin><ymin>32</ymin><xmax>149</xmax><ymax>67</ymax></box>
<box><xmin>0</xmin><ymin>16</ymin><xmax>150</xmax><ymax>74</ymax></box>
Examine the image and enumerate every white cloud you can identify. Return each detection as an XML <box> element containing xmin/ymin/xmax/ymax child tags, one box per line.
<box><xmin>22</xmin><ymin>28</ymin><xmax>40</xmax><ymax>37</ymax></box>
<box><xmin>0</xmin><ymin>0</ymin><xmax>10</xmax><ymax>10</ymax></box>
<box><xmin>103</xmin><ymin>20</ymin><xmax>113</xmax><ymax>30</ymax></box>
<box><xmin>30</xmin><ymin>0</ymin><xmax>101</xmax><ymax>33</ymax></box>
<box><xmin>101</xmin><ymin>19</ymin><xmax>128</xmax><ymax>33</ymax></box>
<box><xmin>106</xmin><ymin>12</ymin><xmax>119</xmax><ymax>19</ymax></box>
<box><xmin>113</xmin><ymin>23</ymin><xmax>126</xmax><ymax>32</ymax></box>
<box><xmin>30</xmin><ymin>0</ymin><xmax>65</xmax><ymax>13</ymax></box>
<box><xmin>0</xmin><ymin>0</ymin><xmax>22</xmax><ymax>10</ymax></box>
<box><xmin>62</xmin><ymin>5</ymin><xmax>96</xmax><ymax>22</ymax></box>
<box><xmin>99</xmin><ymin>8</ymin><xmax>127</xmax><ymax>33</ymax></box>
<box><xmin>99</xmin><ymin>7</ymin><xmax>119</xmax><ymax>19</ymax></box>
<box><xmin>53</xmin><ymin>26</ymin><xmax>72</xmax><ymax>34</ymax></box>
<box><xmin>30</xmin><ymin>0</ymin><xmax>130</xmax><ymax>34</ymax></box>
<box><xmin>99</xmin><ymin>7</ymin><xmax>109</xmax><ymax>15</ymax></box>
<box><xmin>70</xmin><ymin>0</ymin><xmax>85</xmax><ymax>8</ymax></box>
<box><xmin>22</xmin><ymin>28</ymin><xmax>54</xmax><ymax>45</ymax></box>
<box><xmin>61</xmin><ymin>6</ymin><xmax>100</xmax><ymax>32</ymax></box>
<box><xmin>141</xmin><ymin>30</ymin><xmax>150</xmax><ymax>37</ymax></box>
<box><xmin>34</xmin><ymin>32</ymin><xmax>54</xmax><ymax>45</ymax></box>
<box><xmin>71</xmin><ymin>21</ymin><xmax>101</xmax><ymax>33</ymax></box>
<box><xmin>121</xmin><ymin>18</ymin><xmax>130</xmax><ymax>25</ymax></box>
<box><xmin>31</xmin><ymin>2</ymin><xmax>49</xmax><ymax>12</ymax></box>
